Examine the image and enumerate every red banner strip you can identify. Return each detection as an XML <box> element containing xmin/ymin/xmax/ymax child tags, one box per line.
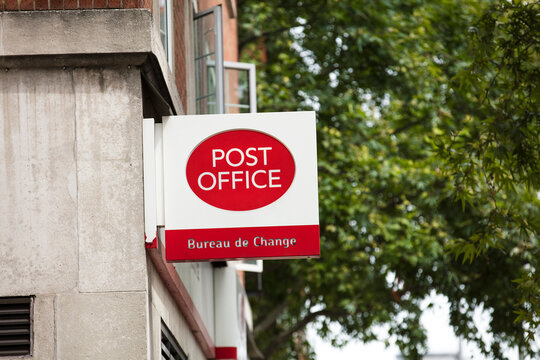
<box><xmin>215</xmin><ymin>347</ymin><xmax>237</xmax><ymax>359</ymax></box>
<box><xmin>165</xmin><ymin>224</ymin><xmax>320</xmax><ymax>262</ymax></box>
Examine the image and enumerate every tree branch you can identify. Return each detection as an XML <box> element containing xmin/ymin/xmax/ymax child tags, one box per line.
<box><xmin>390</xmin><ymin>119</ymin><xmax>424</xmax><ymax>137</ymax></box>
<box><xmin>263</xmin><ymin>309</ymin><xmax>347</xmax><ymax>358</ymax></box>
<box><xmin>254</xmin><ymin>300</ymin><xmax>289</xmax><ymax>335</ymax></box>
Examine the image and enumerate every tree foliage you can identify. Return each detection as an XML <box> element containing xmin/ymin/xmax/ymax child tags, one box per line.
<box><xmin>237</xmin><ymin>0</ymin><xmax>539</xmax><ymax>359</ymax></box>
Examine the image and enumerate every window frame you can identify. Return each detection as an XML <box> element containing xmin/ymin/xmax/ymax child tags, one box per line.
<box><xmin>224</xmin><ymin>61</ymin><xmax>257</xmax><ymax>113</ymax></box>
<box><xmin>159</xmin><ymin>0</ymin><xmax>174</xmax><ymax>67</ymax></box>
<box><xmin>193</xmin><ymin>5</ymin><xmax>225</xmax><ymax>114</ymax></box>
<box><xmin>233</xmin><ymin>259</ymin><xmax>263</xmax><ymax>273</ymax></box>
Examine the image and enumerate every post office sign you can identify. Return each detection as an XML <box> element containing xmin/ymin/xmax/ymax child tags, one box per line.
<box><xmin>162</xmin><ymin>112</ymin><xmax>319</xmax><ymax>262</ymax></box>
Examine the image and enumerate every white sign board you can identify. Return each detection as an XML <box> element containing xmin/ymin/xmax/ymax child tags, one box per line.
<box><xmin>162</xmin><ymin>111</ymin><xmax>319</xmax><ymax>261</ymax></box>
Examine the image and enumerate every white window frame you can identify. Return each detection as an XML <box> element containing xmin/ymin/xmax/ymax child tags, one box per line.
<box><xmin>231</xmin><ymin>260</ymin><xmax>263</xmax><ymax>273</ymax></box>
<box><xmin>224</xmin><ymin>61</ymin><xmax>257</xmax><ymax>113</ymax></box>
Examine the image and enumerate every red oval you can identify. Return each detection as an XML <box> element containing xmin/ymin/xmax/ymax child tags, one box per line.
<box><xmin>186</xmin><ymin>130</ymin><xmax>295</xmax><ymax>211</ymax></box>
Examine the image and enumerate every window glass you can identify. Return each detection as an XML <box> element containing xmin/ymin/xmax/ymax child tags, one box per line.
<box><xmin>194</xmin><ymin>6</ymin><xmax>224</xmax><ymax>114</ymax></box>
<box><xmin>159</xmin><ymin>0</ymin><xmax>173</xmax><ymax>66</ymax></box>
<box><xmin>224</xmin><ymin>61</ymin><xmax>257</xmax><ymax>114</ymax></box>
<box><xmin>159</xmin><ymin>0</ymin><xmax>168</xmax><ymax>56</ymax></box>
<box><xmin>225</xmin><ymin>68</ymin><xmax>250</xmax><ymax>113</ymax></box>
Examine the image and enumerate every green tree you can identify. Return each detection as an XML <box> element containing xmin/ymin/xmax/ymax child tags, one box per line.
<box><xmin>437</xmin><ymin>1</ymin><xmax>539</xmax><ymax>342</ymax></box>
<box><xmin>238</xmin><ymin>0</ymin><xmax>539</xmax><ymax>359</ymax></box>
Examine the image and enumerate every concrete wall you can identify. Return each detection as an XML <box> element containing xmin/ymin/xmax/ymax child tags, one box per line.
<box><xmin>0</xmin><ymin>65</ymin><xmax>148</xmax><ymax>359</ymax></box>
<box><xmin>0</xmin><ymin>8</ymin><xmax>219</xmax><ymax>360</ymax></box>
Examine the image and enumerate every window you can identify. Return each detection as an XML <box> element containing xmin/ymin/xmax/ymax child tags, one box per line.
<box><xmin>233</xmin><ymin>259</ymin><xmax>263</xmax><ymax>273</ymax></box>
<box><xmin>194</xmin><ymin>6</ymin><xmax>224</xmax><ymax>114</ymax></box>
<box><xmin>159</xmin><ymin>0</ymin><xmax>173</xmax><ymax>66</ymax></box>
<box><xmin>224</xmin><ymin>61</ymin><xmax>257</xmax><ymax>113</ymax></box>
<box><xmin>0</xmin><ymin>297</ymin><xmax>33</xmax><ymax>357</ymax></box>
<box><xmin>161</xmin><ymin>321</ymin><xmax>187</xmax><ymax>360</ymax></box>
<box><xmin>193</xmin><ymin>7</ymin><xmax>258</xmax><ymax>115</ymax></box>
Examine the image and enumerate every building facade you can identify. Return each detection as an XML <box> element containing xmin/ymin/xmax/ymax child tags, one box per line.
<box><xmin>0</xmin><ymin>1</ymin><xmax>260</xmax><ymax>359</ymax></box>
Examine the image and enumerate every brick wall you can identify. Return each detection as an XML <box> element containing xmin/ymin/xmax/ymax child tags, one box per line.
<box><xmin>173</xmin><ymin>0</ymin><xmax>187</xmax><ymax>112</ymax></box>
<box><xmin>1</xmin><ymin>0</ymin><xmax>150</xmax><ymax>11</ymax></box>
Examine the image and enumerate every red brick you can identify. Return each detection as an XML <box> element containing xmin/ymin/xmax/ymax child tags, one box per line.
<box><xmin>35</xmin><ymin>0</ymin><xmax>47</xmax><ymax>9</ymax></box>
<box><xmin>94</xmin><ymin>0</ymin><xmax>106</xmax><ymax>7</ymax></box>
<box><xmin>20</xmin><ymin>0</ymin><xmax>34</xmax><ymax>10</ymax></box>
<box><xmin>64</xmin><ymin>0</ymin><xmax>76</xmax><ymax>8</ymax></box>
<box><xmin>5</xmin><ymin>0</ymin><xmax>19</xmax><ymax>10</ymax></box>
<box><xmin>108</xmin><ymin>0</ymin><xmax>120</xmax><ymax>7</ymax></box>
<box><xmin>123</xmin><ymin>0</ymin><xmax>137</xmax><ymax>8</ymax></box>
<box><xmin>79</xmin><ymin>0</ymin><xmax>91</xmax><ymax>8</ymax></box>
<box><xmin>174</xmin><ymin>0</ymin><xmax>187</xmax><ymax>111</ymax></box>
<box><xmin>50</xmin><ymin>0</ymin><xmax>63</xmax><ymax>9</ymax></box>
